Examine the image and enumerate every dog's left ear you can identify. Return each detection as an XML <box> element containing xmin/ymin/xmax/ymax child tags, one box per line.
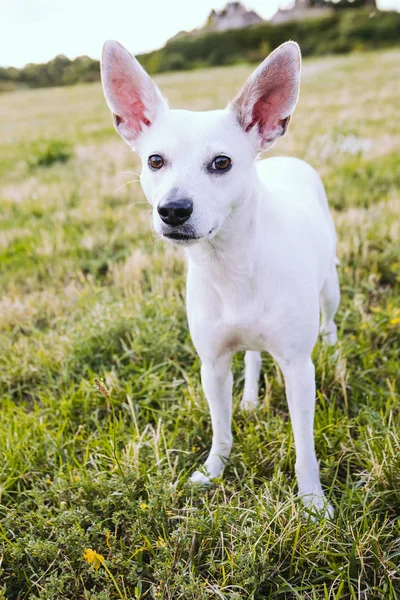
<box><xmin>231</xmin><ymin>41</ymin><xmax>301</xmax><ymax>151</ymax></box>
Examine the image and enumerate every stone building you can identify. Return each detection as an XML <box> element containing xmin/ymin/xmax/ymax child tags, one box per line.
<box><xmin>271</xmin><ymin>0</ymin><xmax>377</xmax><ymax>24</ymax></box>
<box><xmin>207</xmin><ymin>2</ymin><xmax>263</xmax><ymax>32</ymax></box>
<box><xmin>271</xmin><ymin>0</ymin><xmax>333</xmax><ymax>24</ymax></box>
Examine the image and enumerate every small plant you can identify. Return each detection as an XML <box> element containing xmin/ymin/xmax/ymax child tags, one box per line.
<box><xmin>26</xmin><ymin>139</ymin><xmax>73</xmax><ymax>168</ymax></box>
<box><xmin>83</xmin><ymin>548</ymin><xmax>128</xmax><ymax>599</ymax></box>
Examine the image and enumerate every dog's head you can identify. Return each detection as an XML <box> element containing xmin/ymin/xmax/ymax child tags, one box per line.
<box><xmin>101</xmin><ymin>41</ymin><xmax>301</xmax><ymax>246</ymax></box>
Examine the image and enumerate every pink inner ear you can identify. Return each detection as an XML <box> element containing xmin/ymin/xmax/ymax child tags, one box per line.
<box><xmin>250</xmin><ymin>90</ymin><xmax>288</xmax><ymax>143</ymax></box>
<box><xmin>233</xmin><ymin>44</ymin><xmax>300</xmax><ymax>147</ymax></box>
<box><xmin>112</xmin><ymin>76</ymin><xmax>151</xmax><ymax>133</ymax></box>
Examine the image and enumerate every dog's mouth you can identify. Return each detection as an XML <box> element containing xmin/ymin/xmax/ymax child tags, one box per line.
<box><xmin>161</xmin><ymin>225</ymin><xmax>217</xmax><ymax>245</ymax></box>
<box><xmin>161</xmin><ymin>225</ymin><xmax>218</xmax><ymax>244</ymax></box>
<box><xmin>163</xmin><ymin>232</ymin><xmax>201</xmax><ymax>241</ymax></box>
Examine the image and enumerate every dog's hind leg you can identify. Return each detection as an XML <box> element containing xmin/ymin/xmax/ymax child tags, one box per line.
<box><xmin>320</xmin><ymin>264</ymin><xmax>340</xmax><ymax>346</ymax></box>
<box><xmin>240</xmin><ymin>351</ymin><xmax>262</xmax><ymax>410</ymax></box>
<box><xmin>190</xmin><ymin>354</ymin><xmax>233</xmax><ymax>484</ymax></box>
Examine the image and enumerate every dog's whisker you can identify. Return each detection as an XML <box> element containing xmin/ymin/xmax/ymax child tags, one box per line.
<box><xmin>118</xmin><ymin>170</ymin><xmax>141</xmax><ymax>177</ymax></box>
<box><xmin>129</xmin><ymin>201</ymin><xmax>150</xmax><ymax>207</ymax></box>
<box><xmin>113</xmin><ymin>179</ymin><xmax>141</xmax><ymax>195</ymax></box>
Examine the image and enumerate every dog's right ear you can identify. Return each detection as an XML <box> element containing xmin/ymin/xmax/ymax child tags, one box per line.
<box><xmin>101</xmin><ymin>40</ymin><xmax>167</xmax><ymax>148</ymax></box>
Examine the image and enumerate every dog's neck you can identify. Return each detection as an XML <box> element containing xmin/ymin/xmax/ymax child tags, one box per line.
<box><xmin>185</xmin><ymin>169</ymin><xmax>263</xmax><ymax>284</ymax></box>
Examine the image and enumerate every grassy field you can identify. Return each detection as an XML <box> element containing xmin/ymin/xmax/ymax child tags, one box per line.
<box><xmin>0</xmin><ymin>48</ymin><xmax>399</xmax><ymax>599</ymax></box>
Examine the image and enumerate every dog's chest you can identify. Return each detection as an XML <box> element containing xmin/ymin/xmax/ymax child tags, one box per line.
<box><xmin>214</xmin><ymin>286</ymin><xmax>272</xmax><ymax>352</ymax></box>
<box><xmin>187</xmin><ymin>253</ymin><xmax>293</xmax><ymax>357</ymax></box>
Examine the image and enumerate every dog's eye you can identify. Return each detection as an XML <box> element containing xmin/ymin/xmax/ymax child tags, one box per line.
<box><xmin>148</xmin><ymin>154</ymin><xmax>164</xmax><ymax>170</ymax></box>
<box><xmin>212</xmin><ymin>155</ymin><xmax>232</xmax><ymax>172</ymax></box>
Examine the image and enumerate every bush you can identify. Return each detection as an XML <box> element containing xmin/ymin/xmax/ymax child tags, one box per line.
<box><xmin>246</xmin><ymin>40</ymin><xmax>271</xmax><ymax>63</ymax></box>
<box><xmin>26</xmin><ymin>140</ymin><xmax>74</xmax><ymax>168</ymax></box>
<box><xmin>162</xmin><ymin>52</ymin><xmax>187</xmax><ymax>71</ymax></box>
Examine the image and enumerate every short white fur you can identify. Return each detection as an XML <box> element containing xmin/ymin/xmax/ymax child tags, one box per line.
<box><xmin>101</xmin><ymin>40</ymin><xmax>340</xmax><ymax>517</ymax></box>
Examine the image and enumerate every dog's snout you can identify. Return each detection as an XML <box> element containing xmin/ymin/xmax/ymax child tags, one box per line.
<box><xmin>157</xmin><ymin>198</ymin><xmax>193</xmax><ymax>227</ymax></box>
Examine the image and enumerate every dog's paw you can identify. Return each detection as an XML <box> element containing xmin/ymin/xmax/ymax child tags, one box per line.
<box><xmin>190</xmin><ymin>470</ymin><xmax>213</xmax><ymax>485</ymax></box>
<box><xmin>320</xmin><ymin>326</ymin><xmax>338</xmax><ymax>347</ymax></box>
<box><xmin>302</xmin><ymin>493</ymin><xmax>334</xmax><ymax>520</ymax></box>
<box><xmin>240</xmin><ymin>392</ymin><xmax>259</xmax><ymax>411</ymax></box>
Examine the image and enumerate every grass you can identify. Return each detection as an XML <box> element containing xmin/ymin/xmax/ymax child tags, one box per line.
<box><xmin>26</xmin><ymin>140</ymin><xmax>74</xmax><ymax>169</ymax></box>
<box><xmin>0</xmin><ymin>49</ymin><xmax>399</xmax><ymax>599</ymax></box>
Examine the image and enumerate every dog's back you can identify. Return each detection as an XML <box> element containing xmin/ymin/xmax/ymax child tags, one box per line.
<box><xmin>257</xmin><ymin>156</ymin><xmax>336</xmax><ymax>243</ymax></box>
<box><xmin>256</xmin><ymin>156</ymin><xmax>337</xmax><ymax>289</ymax></box>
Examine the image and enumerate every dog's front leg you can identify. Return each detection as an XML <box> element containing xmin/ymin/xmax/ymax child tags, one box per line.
<box><xmin>190</xmin><ymin>354</ymin><xmax>233</xmax><ymax>484</ymax></box>
<box><xmin>279</xmin><ymin>356</ymin><xmax>333</xmax><ymax>517</ymax></box>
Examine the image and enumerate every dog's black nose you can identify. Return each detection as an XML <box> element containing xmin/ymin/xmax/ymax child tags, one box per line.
<box><xmin>157</xmin><ymin>198</ymin><xmax>193</xmax><ymax>227</ymax></box>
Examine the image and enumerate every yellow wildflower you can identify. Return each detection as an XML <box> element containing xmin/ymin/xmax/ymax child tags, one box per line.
<box><xmin>140</xmin><ymin>503</ymin><xmax>148</xmax><ymax>510</ymax></box>
<box><xmin>370</xmin><ymin>306</ymin><xmax>382</xmax><ymax>313</ymax></box>
<box><xmin>389</xmin><ymin>317</ymin><xmax>400</xmax><ymax>325</ymax></box>
<box><xmin>83</xmin><ymin>548</ymin><xmax>105</xmax><ymax>570</ymax></box>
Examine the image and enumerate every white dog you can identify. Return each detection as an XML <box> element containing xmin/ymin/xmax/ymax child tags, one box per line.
<box><xmin>101</xmin><ymin>40</ymin><xmax>340</xmax><ymax>516</ymax></box>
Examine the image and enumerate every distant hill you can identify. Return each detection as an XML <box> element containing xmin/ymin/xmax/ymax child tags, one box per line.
<box><xmin>0</xmin><ymin>6</ymin><xmax>399</xmax><ymax>91</ymax></box>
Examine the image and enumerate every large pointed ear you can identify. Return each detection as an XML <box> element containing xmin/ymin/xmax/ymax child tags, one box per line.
<box><xmin>101</xmin><ymin>40</ymin><xmax>167</xmax><ymax>148</ymax></box>
<box><xmin>230</xmin><ymin>41</ymin><xmax>301</xmax><ymax>151</ymax></box>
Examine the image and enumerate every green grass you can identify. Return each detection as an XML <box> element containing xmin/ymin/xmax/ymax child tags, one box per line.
<box><xmin>26</xmin><ymin>139</ymin><xmax>74</xmax><ymax>169</ymax></box>
<box><xmin>0</xmin><ymin>49</ymin><xmax>399</xmax><ymax>599</ymax></box>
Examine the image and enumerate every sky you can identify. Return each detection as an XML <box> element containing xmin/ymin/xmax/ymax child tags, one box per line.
<box><xmin>1</xmin><ymin>0</ymin><xmax>399</xmax><ymax>68</ymax></box>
